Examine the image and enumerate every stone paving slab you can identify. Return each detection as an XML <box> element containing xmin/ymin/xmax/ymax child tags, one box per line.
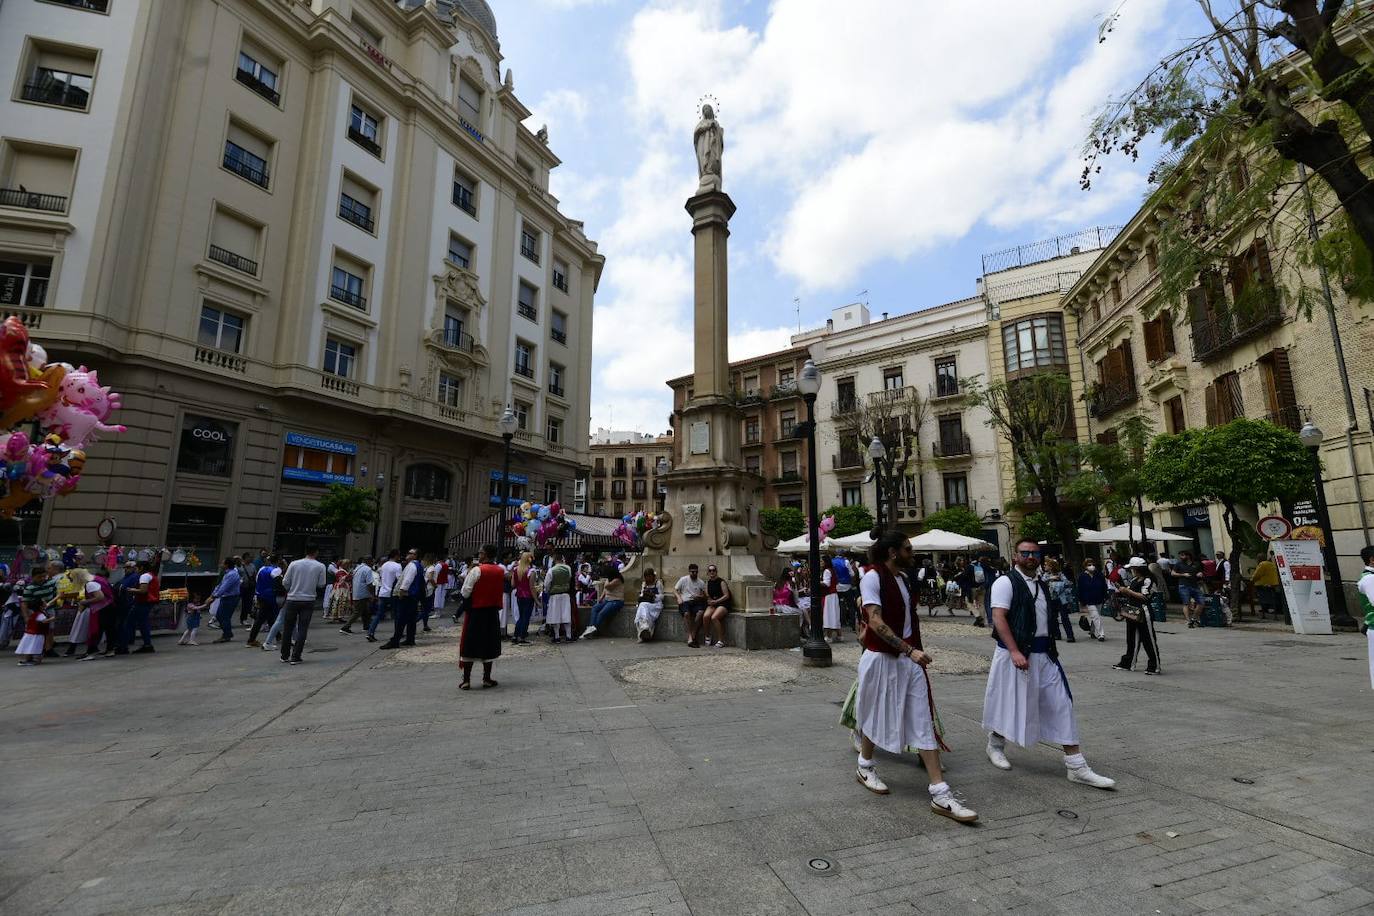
<box><xmin>0</xmin><ymin>615</ymin><xmax>1370</xmax><ymax>916</ymax></box>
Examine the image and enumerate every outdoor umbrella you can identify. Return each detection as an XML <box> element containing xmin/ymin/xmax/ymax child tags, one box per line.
<box><xmin>907</xmin><ymin>529</ymin><xmax>996</xmax><ymax>552</ymax></box>
<box><xmin>827</xmin><ymin>531</ymin><xmax>876</xmax><ymax>551</ymax></box>
<box><xmin>1077</xmin><ymin>522</ymin><xmax>1191</xmax><ymax>543</ymax></box>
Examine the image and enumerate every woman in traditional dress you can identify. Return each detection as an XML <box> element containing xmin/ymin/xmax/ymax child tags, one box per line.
<box><xmin>457</xmin><ymin>544</ymin><xmax>504</xmax><ymax>688</ymax></box>
<box><xmin>633</xmin><ymin>568</ymin><xmax>663</xmax><ymax>642</ymax></box>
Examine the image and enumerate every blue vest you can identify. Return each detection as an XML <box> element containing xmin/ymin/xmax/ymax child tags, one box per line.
<box><xmin>831</xmin><ymin>556</ymin><xmax>851</xmax><ymax>586</ymax></box>
<box><xmin>407</xmin><ymin>560</ymin><xmax>425</xmax><ymax>598</ymax></box>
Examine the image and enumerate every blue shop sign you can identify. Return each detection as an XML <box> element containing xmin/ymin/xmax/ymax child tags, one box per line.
<box><xmin>283</xmin><ymin>467</ymin><xmax>356</xmax><ymax>485</ymax></box>
<box><xmin>1182</xmin><ymin>504</ymin><xmax>1210</xmax><ymax>527</ymax></box>
<box><xmin>285</xmin><ymin>432</ymin><xmax>357</xmax><ymax>455</ymax></box>
<box><xmin>489</xmin><ymin>469</ymin><xmax>529</xmax><ymax>485</ymax></box>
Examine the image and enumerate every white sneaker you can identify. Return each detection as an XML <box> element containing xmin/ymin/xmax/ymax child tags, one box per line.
<box><xmin>713</xmin><ymin>640</ymin><xmax>725</xmax><ymax>648</ymax></box>
<box><xmin>930</xmin><ymin>789</ymin><xmax>978</xmax><ymax>823</ymax></box>
<box><xmin>986</xmin><ymin>741</ymin><xmax>1012</xmax><ymax>770</ymax></box>
<box><xmin>856</xmin><ymin>766</ymin><xmax>889</xmax><ymax>795</ymax></box>
<box><xmin>580</xmin><ymin>626</ymin><xmax>597</xmax><ymax>639</ymax></box>
<box><xmin>851</xmin><ymin>730</ymin><xmax>863</xmax><ymax>754</ymax></box>
<box><xmin>262</xmin><ymin>643</ymin><xmax>275</xmax><ymax>651</ymax></box>
<box><xmin>1067</xmin><ymin>765</ymin><xmax>1116</xmax><ymax>789</ymax></box>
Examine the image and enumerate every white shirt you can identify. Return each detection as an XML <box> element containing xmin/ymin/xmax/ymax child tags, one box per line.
<box><xmin>822</xmin><ymin>568</ymin><xmax>833</xmax><ymax>590</ymax></box>
<box><xmin>675</xmin><ymin>575</ymin><xmax>707</xmax><ymax>601</ymax></box>
<box><xmin>282</xmin><ymin>557</ymin><xmax>327</xmax><ymax>602</ymax></box>
<box><xmin>460</xmin><ymin>565</ymin><xmax>484</xmax><ymax>598</ymax></box>
<box><xmin>397</xmin><ymin>561</ymin><xmax>420</xmax><ymax>595</ymax></box>
<box><xmin>1358</xmin><ymin>566</ymin><xmax>1374</xmax><ymax>610</ymax></box>
<box><xmin>858</xmin><ymin>568</ymin><xmax>912</xmax><ymax>639</ymax></box>
<box><xmin>637</xmin><ymin>582</ymin><xmax>663</xmax><ymax>610</ymax></box>
<box><xmin>989</xmin><ymin>567</ymin><xmax>1049</xmax><ymax>638</ymax></box>
<box><xmin>378</xmin><ymin>560</ymin><xmax>402</xmax><ymax>597</ymax></box>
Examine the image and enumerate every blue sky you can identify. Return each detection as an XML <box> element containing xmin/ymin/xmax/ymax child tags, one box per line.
<box><xmin>492</xmin><ymin>0</ymin><xmax>1190</xmax><ymax>434</ymax></box>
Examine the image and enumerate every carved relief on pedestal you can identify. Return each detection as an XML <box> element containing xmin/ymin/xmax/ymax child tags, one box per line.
<box><xmin>682</xmin><ymin>503</ymin><xmax>704</xmax><ymax>536</ymax></box>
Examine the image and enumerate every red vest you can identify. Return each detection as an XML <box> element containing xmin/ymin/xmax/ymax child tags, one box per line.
<box><xmin>469</xmin><ymin>563</ymin><xmax>504</xmax><ymax>609</ymax></box>
<box><xmin>860</xmin><ymin>566</ymin><xmax>923</xmax><ymax>656</ymax></box>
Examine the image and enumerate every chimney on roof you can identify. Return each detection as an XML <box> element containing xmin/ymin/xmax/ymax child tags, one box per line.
<box><xmin>882</xmin><ymin>312</ymin><xmax>888</xmax><ymax>320</ymax></box>
<box><xmin>826</xmin><ymin>318</ymin><xmax>833</xmax><ymax>331</ymax></box>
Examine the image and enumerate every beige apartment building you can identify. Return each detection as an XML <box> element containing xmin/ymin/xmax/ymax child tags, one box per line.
<box><xmin>587</xmin><ymin>432</ymin><xmax>674</xmax><ymax>519</ymax></box>
<box><xmin>1064</xmin><ymin>185</ymin><xmax>1374</xmax><ymax>579</ymax></box>
<box><xmin>666</xmin><ymin>346</ymin><xmax>811</xmax><ymax>512</ymax></box>
<box><xmin>0</xmin><ymin>0</ymin><xmax>602</xmax><ymax>563</ymax></box>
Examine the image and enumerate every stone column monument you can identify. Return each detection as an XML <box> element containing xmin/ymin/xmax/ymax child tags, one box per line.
<box><xmin>639</xmin><ymin>105</ymin><xmax>778</xmax><ymax>625</ymax></box>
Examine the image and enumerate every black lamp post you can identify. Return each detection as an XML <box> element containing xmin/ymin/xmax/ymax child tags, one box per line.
<box><xmin>363</xmin><ymin>465</ymin><xmax>385</xmax><ymax>560</ymax></box>
<box><xmin>496</xmin><ymin>405</ymin><xmax>518</xmax><ymax>561</ymax></box>
<box><xmin>868</xmin><ymin>435</ymin><xmax>887</xmax><ymax>532</ymax></box>
<box><xmin>798</xmin><ymin>359</ymin><xmax>832</xmax><ymax>667</ymax></box>
<box><xmin>1298</xmin><ymin>421</ymin><xmax>1356</xmax><ymax>628</ymax></box>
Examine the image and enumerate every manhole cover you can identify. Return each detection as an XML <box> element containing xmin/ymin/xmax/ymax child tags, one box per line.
<box><xmin>1233</xmin><ymin>777</ymin><xmax>1255</xmax><ymax>785</ymax></box>
<box><xmin>807</xmin><ymin>858</ymin><xmax>833</xmax><ymax>873</ymax></box>
<box><xmin>1057</xmin><ymin>809</ymin><xmax>1079</xmax><ymax>819</ymax></box>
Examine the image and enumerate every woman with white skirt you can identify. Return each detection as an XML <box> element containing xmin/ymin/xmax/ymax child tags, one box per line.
<box><xmin>543</xmin><ymin>554</ymin><xmax>574</xmax><ymax>642</ymax></box>
<box><xmin>821</xmin><ymin>561</ymin><xmax>842</xmax><ymax>642</ymax></box>
<box><xmin>633</xmin><ymin>568</ymin><xmax>663</xmax><ymax>641</ymax></box>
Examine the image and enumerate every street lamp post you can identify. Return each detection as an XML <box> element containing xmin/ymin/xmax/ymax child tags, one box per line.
<box><xmin>656</xmin><ymin>456</ymin><xmax>670</xmax><ymax>513</ymax></box>
<box><xmin>1298</xmin><ymin>421</ymin><xmax>1356</xmax><ymax>628</ymax></box>
<box><xmin>868</xmin><ymin>436</ymin><xmax>887</xmax><ymax>532</ymax></box>
<box><xmin>798</xmin><ymin>359</ymin><xmax>832</xmax><ymax>667</ymax></box>
<box><xmin>497</xmin><ymin>405</ymin><xmax>519</xmax><ymax>561</ymax></box>
<box><xmin>363</xmin><ymin>465</ymin><xmax>385</xmax><ymax>560</ymax></box>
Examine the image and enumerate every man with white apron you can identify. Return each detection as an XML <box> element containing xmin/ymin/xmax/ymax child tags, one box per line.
<box><xmin>1359</xmin><ymin>546</ymin><xmax>1374</xmax><ymax>689</ymax></box>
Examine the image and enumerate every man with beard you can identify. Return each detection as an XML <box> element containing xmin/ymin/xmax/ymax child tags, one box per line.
<box><xmin>852</xmin><ymin>529</ymin><xmax>977</xmax><ymax>824</ymax></box>
<box><xmin>981</xmin><ymin>538</ymin><xmax>1115</xmax><ymax>790</ymax></box>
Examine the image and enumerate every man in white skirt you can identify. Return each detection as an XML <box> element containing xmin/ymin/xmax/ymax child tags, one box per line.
<box><xmin>981</xmin><ymin>538</ymin><xmax>1115</xmax><ymax>789</ymax></box>
<box><xmin>854</xmin><ymin>530</ymin><xmax>977</xmax><ymax>824</ymax></box>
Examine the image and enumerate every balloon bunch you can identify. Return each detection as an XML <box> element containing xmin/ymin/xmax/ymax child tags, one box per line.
<box><xmin>613</xmin><ymin>510</ymin><xmax>659</xmax><ymax>547</ymax></box>
<box><xmin>509</xmin><ymin>500</ymin><xmax>576</xmax><ymax>548</ymax></box>
<box><xmin>0</xmin><ymin>317</ymin><xmax>125</xmax><ymax>519</ymax></box>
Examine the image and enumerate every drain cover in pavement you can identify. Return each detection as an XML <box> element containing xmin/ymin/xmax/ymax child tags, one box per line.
<box><xmin>807</xmin><ymin>857</ymin><xmax>834</xmax><ymax>874</ymax></box>
<box><xmin>1057</xmin><ymin>809</ymin><xmax>1079</xmax><ymax>819</ymax></box>
<box><xmin>1232</xmin><ymin>777</ymin><xmax>1255</xmax><ymax>785</ymax></box>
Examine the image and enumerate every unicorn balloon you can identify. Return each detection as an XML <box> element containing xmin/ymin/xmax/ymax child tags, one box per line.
<box><xmin>37</xmin><ymin>366</ymin><xmax>126</xmax><ymax>449</ymax></box>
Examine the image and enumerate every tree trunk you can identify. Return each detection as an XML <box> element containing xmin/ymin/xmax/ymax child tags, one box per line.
<box><xmin>1041</xmin><ymin>488</ymin><xmax>1082</xmax><ymax>568</ymax></box>
<box><xmin>1277</xmin><ymin>0</ymin><xmax>1374</xmax><ymax>145</ymax></box>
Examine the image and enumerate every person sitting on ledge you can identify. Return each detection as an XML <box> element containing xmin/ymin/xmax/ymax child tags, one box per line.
<box><xmin>633</xmin><ymin>568</ymin><xmax>663</xmax><ymax>642</ymax></box>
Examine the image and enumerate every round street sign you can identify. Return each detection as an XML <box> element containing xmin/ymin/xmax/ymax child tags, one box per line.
<box><xmin>1257</xmin><ymin>515</ymin><xmax>1291</xmax><ymax>541</ymax></box>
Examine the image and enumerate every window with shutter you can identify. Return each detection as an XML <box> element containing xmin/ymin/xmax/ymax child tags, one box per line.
<box><xmin>1120</xmin><ymin>340</ymin><xmax>1135</xmax><ymax>387</ymax></box>
<box><xmin>1204</xmin><ymin>385</ymin><xmax>1218</xmax><ymax>426</ymax></box>
<box><xmin>1165</xmin><ymin>395</ymin><xmax>1186</xmax><ymax>434</ymax></box>
<box><xmin>1143</xmin><ymin>318</ymin><xmax>1161</xmax><ymax>362</ymax></box>
<box><xmin>1160</xmin><ymin>310</ymin><xmax>1176</xmax><ymax>356</ymax></box>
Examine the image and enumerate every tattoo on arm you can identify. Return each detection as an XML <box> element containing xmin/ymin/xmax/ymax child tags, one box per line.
<box><xmin>862</xmin><ymin>604</ymin><xmax>908</xmax><ymax>653</ymax></box>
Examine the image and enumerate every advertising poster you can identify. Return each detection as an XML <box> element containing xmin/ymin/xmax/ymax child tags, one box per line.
<box><xmin>1272</xmin><ymin>539</ymin><xmax>1333</xmax><ymax>635</ymax></box>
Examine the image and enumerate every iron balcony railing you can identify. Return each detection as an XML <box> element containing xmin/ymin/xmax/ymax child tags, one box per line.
<box><xmin>1191</xmin><ymin>292</ymin><xmax>1283</xmax><ymax>361</ymax></box>
<box><xmin>551</xmin><ymin>328</ymin><xmax>567</xmax><ymax>344</ymax></box>
<box><xmin>517</xmin><ymin>302</ymin><xmax>537</xmax><ymax>321</ymax></box>
<box><xmin>207</xmin><ymin>244</ymin><xmax>258</xmax><ymax>276</ymax></box>
<box><xmin>831</xmin><ymin>397</ymin><xmax>858</xmax><ymax>416</ymax></box>
<box><xmin>1262</xmin><ymin>403</ymin><xmax>1306</xmax><ymax>433</ymax></box>
<box><xmin>22</xmin><ymin>80</ymin><xmax>89</xmax><ymax>109</ymax></box>
<box><xmin>520</xmin><ymin>237</ymin><xmax>540</xmax><ymax>263</ymax></box>
<box><xmin>930</xmin><ymin>380</ymin><xmax>961</xmax><ymax>400</ymax></box>
<box><xmin>931</xmin><ymin>434</ymin><xmax>972</xmax><ymax>459</ymax></box>
<box><xmin>440</xmin><ymin>327</ymin><xmax>475</xmax><ymax>352</ymax></box>
<box><xmin>833</xmin><ymin>451</ymin><xmax>864</xmax><ymax>469</ymax></box>
<box><xmin>0</xmin><ymin>188</ymin><xmax>67</xmax><ymax>213</ymax></box>
<box><xmin>234</xmin><ymin>66</ymin><xmax>280</xmax><ymax>105</ymax></box>
<box><xmin>453</xmin><ymin>184</ymin><xmax>476</xmax><ymax>216</ymax></box>
<box><xmin>513</xmin><ymin>363</ymin><xmax>535</xmax><ymax>380</ymax></box>
<box><xmin>549</xmin><ymin>383</ymin><xmax>565</xmax><ymax>398</ymax></box>
<box><xmin>329</xmin><ymin>285</ymin><xmax>366</xmax><ymax>309</ymax></box>
<box><xmin>223</xmin><ymin>143</ymin><xmax>269</xmax><ymax>187</ymax></box>
<box><xmin>338</xmin><ymin>195</ymin><xmax>374</xmax><ymax>232</ymax></box>
<box><xmin>347</xmin><ymin>125</ymin><xmax>382</xmax><ymax>157</ymax></box>
<box><xmin>553</xmin><ymin>271</ymin><xmax>569</xmax><ymax>292</ymax></box>
<box><xmin>1089</xmin><ymin>378</ymin><xmax>1139</xmax><ymax>417</ymax></box>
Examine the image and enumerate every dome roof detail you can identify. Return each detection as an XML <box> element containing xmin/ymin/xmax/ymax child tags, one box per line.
<box><xmin>454</xmin><ymin>0</ymin><xmax>498</xmax><ymax>45</ymax></box>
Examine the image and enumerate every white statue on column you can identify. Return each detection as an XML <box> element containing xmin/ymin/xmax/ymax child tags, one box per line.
<box><xmin>694</xmin><ymin>104</ymin><xmax>723</xmax><ymax>193</ymax></box>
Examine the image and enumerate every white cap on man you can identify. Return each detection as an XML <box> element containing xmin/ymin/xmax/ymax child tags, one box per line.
<box><xmin>1127</xmin><ymin>556</ymin><xmax>1148</xmax><ymax>568</ymax></box>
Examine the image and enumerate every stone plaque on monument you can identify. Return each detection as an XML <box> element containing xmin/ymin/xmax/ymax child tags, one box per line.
<box><xmin>683</xmin><ymin>503</ymin><xmax>704</xmax><ymax>535</ymax></box>
<box><xmin>689</xmin><ymin>421</ymin><xmax>710</xmax><ymax>455</ymax></box>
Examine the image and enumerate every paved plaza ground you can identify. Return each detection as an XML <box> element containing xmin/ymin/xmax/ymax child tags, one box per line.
<box><xmin>2</xmin><ymin>610</ymin><xmax>1372</xmax><ymax>916</ymax></box>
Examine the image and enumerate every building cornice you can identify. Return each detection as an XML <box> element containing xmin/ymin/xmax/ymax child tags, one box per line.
<box><xmin>817</xmin><ymin>324</ymin><xmax>989</xmax><ymax>372</ymax></box>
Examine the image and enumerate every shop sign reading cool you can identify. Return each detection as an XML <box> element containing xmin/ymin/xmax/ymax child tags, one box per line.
<box><xmin>282</xmin><ymin>432</ymin><xmax>357</xmax><ymax>485</ymax></box>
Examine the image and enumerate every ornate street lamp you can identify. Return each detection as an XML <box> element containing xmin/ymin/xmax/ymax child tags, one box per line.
<box><xmin>797</xmin><ymin>359</ymin><xmax>831</xmax><ymax>667</ymax></box>
<box><xmin>1298</xmin><ymin>421</ymin><xmax>1355</xmax><ymax>627</ymax></box>
<box><xmin>497</xmin><ymin>405</ymin><xmax>519</xmax><ymax>561</ymax></box>
<box><xmin>868</xmin><ymin>435</ymin><xmax>887</xmax><ymax>532</ymax></box>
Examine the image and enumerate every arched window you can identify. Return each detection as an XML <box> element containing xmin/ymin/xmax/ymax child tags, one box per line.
<box><xmin>404</xmin><ymin>463</ymin><xmax>452</xmax><ymax>501</ymax></box>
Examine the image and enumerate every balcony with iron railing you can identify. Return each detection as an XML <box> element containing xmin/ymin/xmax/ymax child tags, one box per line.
<box><xmin>770</xmin><ymin>383</ymin><xmax>798</xmax><ymax>400</ymax></box>
<box><xmin>439</xmin><ymin>327</ymin><xmax>475</xmax><ymax>352</ymax></box>
<box><xmin>329</xmin><ymin>284</ymin><xmax>366</xmax><ymax>310</ymax></box>
<box><xmin>223</xmin><ymin>144</ymin><xmax>269</xmax><ymax>187</ymax></box>
<box><xmin>743</xmin><ymin>429</ymin><xmax>762</xmax><ymax>446</ymax></box>
<box><xmin>517</xmin><ymin>302</ymin><xmax>537</xmax><ymax>321</ymax></box>
<box><xmin>930</xmin><ymin>380</ymin><xmax>962</xmax><ymax>401</ymax></box>
<box><xmin>553</xmin><ymin>272</ymin><xmax>569</xmax><ymax>293</ymax></box>
<box><xmin>234</xmin><ymin>66</ymin><xmax>280</xmax><ymax>105</ymax></box>
<box><xmin>1191</xmin><ymin>290</ymin><xmax>1284</xmax><ymax>361</ymax></box>
<box><xmin>833</xmin><ymin>450</ymin><xmax>864</xmax><ymax>469</ymax></box>
<box><xmin>520</xmin><ymin>237</ymin><xmax>540</xmax><ymax>264</ymax></box>
<box><xmin>1088</xmin><ymin>377</ymin><xmax>1139</xmax><ymax>417</ymax></box>
<box><xmin>513</xmin><ymin>362</ymin><xmax>535</xmax><ymax>380</ymax></box>
<box><xmin>548</xmin><ymin>383</ymin><xmax>565</xmax><ymax>398</ymax></box>
<box><xmin>551</xmin><ymin>328</ymin><xmax>567</xmax><ymax>345</ymax></box>
<box><xmin>207</xmin><ymin>244</ymin><xmax>258</xmax><ymax>276</ymax></box>
<box><xmin>0</xmin><ymin>188</ymin><xmax>67</xmax><ymax>213</ymax></box>
<box><xmin>21</xmin><ymin>78</ymin><xmax>89</xmax><ymax>109</ymax></box>
<box><xmin>831</xmin><ymin>397</ymin><xmax>859</xmax><ymax>417</ymax></box>
<box><xmin>772</xmin><ymin>471</ymin><xmax>803</xmax><ymax>486</ymax></box>
<box><xmin>338</xmin><ymin>196</ymin><xmax>375</xmax><ymax>232</ymax></box>
<box><xmin>452</xmin><ymin>184</ymin><xmax>476</xmax><ymax>216</ymax></box>
<box><xmin>1262</xmin><ymin>403</ymin><xmax>1307</xmax><ymax>433</ymax></box>
<box><xmin>931</xmin><ymin>434</ymin><xmax>972</xmax><ymax>459</ymax></box>
<box><xmin>347</xmin><ymin>125</ymin><xmax>382</xmax><ymax>157</ymax></box>
<box><xmin>777</xmin><ymin>423</ymin><xmax>797</xmax><ymax>440</ymax></box>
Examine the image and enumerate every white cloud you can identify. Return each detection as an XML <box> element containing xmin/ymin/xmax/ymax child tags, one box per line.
<box><xmin>582</xmin><ymin>0</ymin><xmax>1174</xmax><ymax>433</ymax></box>
<box><xmin>526</xmin><ymin>88</ymin><xmax>590</xmax><ymax>143</ymax></box>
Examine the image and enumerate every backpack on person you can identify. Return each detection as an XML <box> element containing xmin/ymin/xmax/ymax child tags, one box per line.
<box><xmin>1201</xmin><ymin>558</ymin><xmax>1217</xmax><ymax>579</ymax></box>
<box><xmin>973</xmin><ymin>562</ymin><xmax>985</xmax><ymax>585</ymax></box>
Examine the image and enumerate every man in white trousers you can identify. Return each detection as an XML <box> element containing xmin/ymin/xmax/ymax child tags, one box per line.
<box><xmin>1359</xmin><ymin>545</ymin><xmax>1374</xmax><ymax>689</ymax></box>
<box><xmin>982</xmin><ymin>538</ymin><xmax>1115</xmax><ymax>790</ymax></box>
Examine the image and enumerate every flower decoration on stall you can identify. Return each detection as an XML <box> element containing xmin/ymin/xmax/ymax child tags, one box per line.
<box><xmin>0</xmin><ymin>317</ymin><xmax>125</xmax><ymax>519</ymax></box>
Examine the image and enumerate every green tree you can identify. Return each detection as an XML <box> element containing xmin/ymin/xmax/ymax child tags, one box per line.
<box><xmin>1086</xmin><ymin>1</ymin><xmax>1374</xmax><ymax>318</ymax></box>
<box><xmin>920</xmin><ymin>506</ymin><xmax>984</xmax><ymax>538</ymax></box>
<box><xmin>1019</xmin><ymin>512</ymin><xmax>1055</xmax><ymax>545</ymax></box>
<box><xmin>1065</xmin><ymin>414</ymin><xmax>1156</xmax><ymax>550</ymax></box>
<box><xmin>1140</xmin><ymin>418</ymin><xmax>1310</xmax><ymax>614</ymax></box>
<box><xmin>759</xmin><ymin>506</ymin><xmax>805</xmax><ymax>540</ymax></box>
<box><xmin>822</xmin><ymin>503</ymin><xmax>875</xmax><ymax>538</ymax></box>
<box><xmin>964</xmin><ymin>372</ymin><xmax>1090</xmax><ymax>564</ymax></box>
<box><xmin>305</xmin><ymin>483</ymin><xmax>379</xmax><ymax>543</ymax></box>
